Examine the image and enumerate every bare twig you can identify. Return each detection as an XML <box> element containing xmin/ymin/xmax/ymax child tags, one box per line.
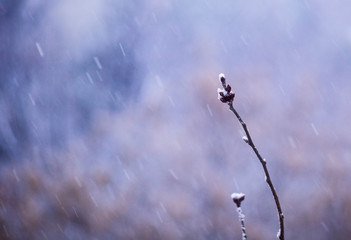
<box><xmin>231</xmin><ymin>193</ymin><xmax>247</xmax><ymax>240</ymax></box>
<box><xmin>218</xmin><ymin>73</ymin><xmax>284</xmax><ymax>240</ymax></box>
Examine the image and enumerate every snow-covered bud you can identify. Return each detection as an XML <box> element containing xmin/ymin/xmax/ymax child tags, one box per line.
<box><xmin>217</xmin><ymin>74</ymin><xmax>235</xmax><ymax>105</ymax></box>
<box><xmin>226</xmin><ymin>92</ymin><xmax>235</xmax><ymax>102</ymax></box>
<box><xmin>231</xmin><ymin>192</ymin><xmax>245</xmax><ymax>207</ymax></box>
<box><xmin>277</xmin><ymin>229</ymin><xmax>281</xmax><ymax>239</ymax></box>
<box><xmin>219</xmin><ymin>73</ymin><xmax>226</xmax><ymax>85</ymax></box>
<box><xmin>217</xmin><ymin>88</ymin><xmax>225</xmax><ymax>99</ymax></box>
<box><xmin>225</xmin><ymin>84</ymin><xmax>231</xmax><ymax>93</ymax></box>
<box><xmin>242</xmin><ymin>136</ymin><xmax>249</xmax><ymax>144</ymax></box>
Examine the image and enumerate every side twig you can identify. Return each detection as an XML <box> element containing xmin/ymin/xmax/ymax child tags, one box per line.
<box><xmin>218</xmin><ymin>73</ymin><xmax>284</xmax><ymax>240</ymax></box>
<box><xmin>231</xmin><ymin>193</ymin><xmax>247</xmax><ymax>240</ymax></box>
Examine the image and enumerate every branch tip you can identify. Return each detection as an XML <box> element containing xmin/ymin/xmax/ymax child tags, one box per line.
<box><xmin>231</xmin><ymin>192</ymin><xmax>245</xmax><ymax>207</ymax></box>
<box><xmin>218</xmin><ymin>73</ymin><xmax>284</xmax><ymax>240</ymax></box>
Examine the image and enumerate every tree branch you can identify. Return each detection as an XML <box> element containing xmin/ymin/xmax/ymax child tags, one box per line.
<box><xmin>228</xmin><ymin>103</ymin><xmax>284</xmax><ymax>240</ymax></box>
<box><xmin>217</xmin><ymin>73</ymin><xmax>284</xmax><ymax>239</ymax></box>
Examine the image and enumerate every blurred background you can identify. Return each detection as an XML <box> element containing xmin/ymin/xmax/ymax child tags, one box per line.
<box><xmin>1</xmin><ymin>0</ymin><xmax>351</xmax><ymax>239</ymax></box>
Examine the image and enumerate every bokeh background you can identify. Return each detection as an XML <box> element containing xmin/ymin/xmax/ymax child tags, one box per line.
<box><xmin>1</xmin><ymin>0</ymin><xmax>351</xmax><ymax>239</ymax></box>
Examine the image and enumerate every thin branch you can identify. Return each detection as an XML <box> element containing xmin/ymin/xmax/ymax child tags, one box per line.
<box><xmin>217</xmin><ymin>73</ymin><xmax>284</xmax><ymax>240</ymax></box>
<box><xmin>229</xmin><ymin>103</ymin><xmax>284</xmax><ymax>240</ymax></box>
<box><xmin>232</xmin><ymin>193</ymin><xmax>247</xmax><ymax>240</ymax></box>
<box><xmin>237</xmin><ymin>206</ymin><xmax>247</xmax><ymax>240</ymax></box>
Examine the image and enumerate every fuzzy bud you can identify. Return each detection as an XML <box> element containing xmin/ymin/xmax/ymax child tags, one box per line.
<box><xmin>225</xmin><ymin>84</ymin><xmax>231</xmax><ymax>93</ymax></box>
<box><xmin>227</xmin><ymin>92</ymin><xmax>235</xmax><ymax>102</ymax></box>
<box><xmin>217</xmin><ymin>74</ymin><xmax>235</xmax><ymax>104</ymax></box>
<box><xmin>231</xmin><ymin>192</ymin><xmax>245</xmax><ymax>207</ymax></box>
<box><xmin>220</xmin><ymin>97</ymin><xmax>227</xmax><ymax>103</ymax></box>
<box><xmin>242</xmin><ymin>136</ymin><xmax>249</xmax><ymax>144</ymax></box>
<box><xmin>219</xmin><ymin>73</ymin><xmax>226</xmax><ymax>85</ymax></box>
<box><xmin>217</xmin><ymin>88</ymin><xmax>225</xmax><ymax>100</ymax></box>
